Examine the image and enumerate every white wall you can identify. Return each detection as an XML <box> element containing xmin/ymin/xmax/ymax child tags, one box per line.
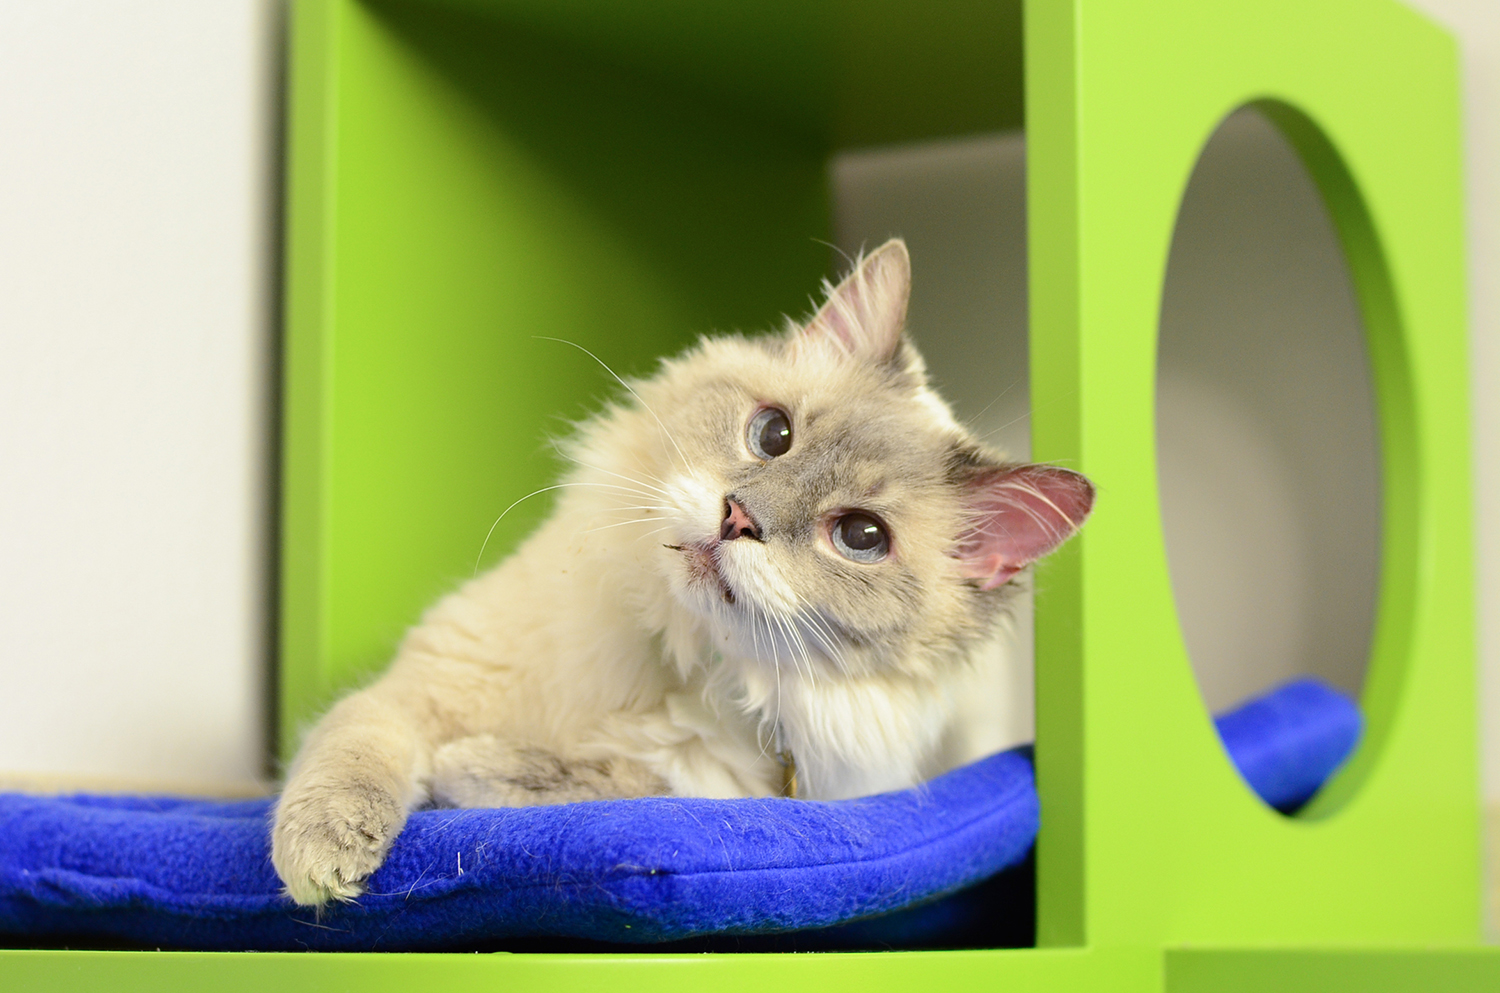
<box><xmin>0</xmin><ymin>0</ymin><xmax>281</xmax><ymax>791</ymax></box>
<box><xmin>1404</xmin><ymin>0</ymin><xmax>1500</xmax><ymax>813</ymax></box>
<box><xmin>1403</xmin><ymin>0</ymin><xmax>1500</xmax><ymax>937</ymax></box>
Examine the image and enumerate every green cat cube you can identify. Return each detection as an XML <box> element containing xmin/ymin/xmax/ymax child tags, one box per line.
<box><xmin>7</xmin><ymin>0</ymin><xmax>1496</xmax><ymax>988</ymax></box>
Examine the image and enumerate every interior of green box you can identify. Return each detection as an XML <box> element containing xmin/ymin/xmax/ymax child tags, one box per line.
<box><xmin>278</xmin><ymin>0</ymin><xmax>1031</xmax><ymax>740</ymax></box>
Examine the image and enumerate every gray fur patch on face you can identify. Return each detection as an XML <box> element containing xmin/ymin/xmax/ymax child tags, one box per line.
<box><xmin>635</xmin><ymin>327</ymin><xmax>1021</xmax><ymax>681</ymax></box>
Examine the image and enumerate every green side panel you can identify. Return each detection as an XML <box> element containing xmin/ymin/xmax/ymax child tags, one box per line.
<box><xmin>1167</xmin><ymin>949</ymin><xmax>1500</xmax><ymax>993</ymax></box>
<box><xmin>1028</xmin><ymin>0</ymin><xmax>1476</xmax><ymax>949</ymax></box>
<box><xmin>1025</xmin><ymin>0</ymin><xmax>1087</xmax><ymax>949</ymax></box>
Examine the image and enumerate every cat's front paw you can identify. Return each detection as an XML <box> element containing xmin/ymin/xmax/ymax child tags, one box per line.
<box><xmin>271</xmin><ymin>778</ymin><xmax>407</xmax><ymax>907</ymax></box>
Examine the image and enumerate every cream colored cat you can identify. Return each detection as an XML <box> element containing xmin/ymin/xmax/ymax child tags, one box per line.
<box><xmin>271</xmin><ymin>240</ymin><xmax>1094</xmax><ymax>907</ymax></box>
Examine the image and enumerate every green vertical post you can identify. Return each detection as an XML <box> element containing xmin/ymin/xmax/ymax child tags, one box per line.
<box><xmin>1029</xmin><ymin>0</ymin><xmax>1479</xmax><ymax>951</ymax></box>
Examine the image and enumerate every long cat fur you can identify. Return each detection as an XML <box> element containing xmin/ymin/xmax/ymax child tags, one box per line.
<box><xmin>271</xmin><ymin>240</ymin><xmax>1094</xmax><ymax>907</ymax></box>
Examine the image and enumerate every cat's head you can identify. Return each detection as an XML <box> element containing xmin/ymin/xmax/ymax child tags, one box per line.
<box><xmin>576</xmin><ymin>239</ymin><xmax>1093</xmax><ymax>679</ymax></box>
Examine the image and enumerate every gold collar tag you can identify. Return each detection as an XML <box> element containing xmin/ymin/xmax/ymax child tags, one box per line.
<box><xmin>778</xmin><ymin>750</ymin><xmax>798</xmax><ymax>799</ymax></box>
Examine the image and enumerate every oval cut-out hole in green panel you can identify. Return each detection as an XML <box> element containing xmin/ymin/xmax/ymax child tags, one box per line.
<box><xmin>1156</xmin><ymin>107</ymin><xmax>1380</xmax><ymax>808</ymax></box>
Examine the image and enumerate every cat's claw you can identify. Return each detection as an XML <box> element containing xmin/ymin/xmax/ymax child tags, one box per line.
<box><xmin>271</xmin><ymin>780</ymin><xmax>406</xmax><ymax>907</ymax></box>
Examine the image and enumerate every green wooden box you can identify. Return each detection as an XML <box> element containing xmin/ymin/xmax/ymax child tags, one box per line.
<box><xmin>7</xmin><ymin>0</ymin><xmax>1496</xmax><ymax>988</ymax></box>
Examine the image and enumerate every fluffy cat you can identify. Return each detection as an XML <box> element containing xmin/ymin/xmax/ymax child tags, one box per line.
<box><xmin>271</xmin><ymin>240</ymin><xmax>1094</xmax><ymax>907</ymax></box>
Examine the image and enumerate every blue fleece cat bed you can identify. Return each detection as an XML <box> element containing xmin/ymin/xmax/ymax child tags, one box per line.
<box><xmin>0</xmin><ymin>679</ymin><xmax>1357</xmax><ymax>952</ymax></box>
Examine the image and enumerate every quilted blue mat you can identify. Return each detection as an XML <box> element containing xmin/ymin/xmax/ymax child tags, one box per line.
<box><xmin>0</xmin><ymin>679</ymin><xmax>1358</xmax><ymax>952</ymax></box>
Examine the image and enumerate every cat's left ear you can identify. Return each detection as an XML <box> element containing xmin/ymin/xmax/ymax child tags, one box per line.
<box><xmin>802</xmin><ymin>239</ymin><xmax>910</xmax><ymax>364</ymax></box>
<box><xmin>956</xmin><ymin>464</ymin><xmax>1095</xmax><ymax>591</ymax></box>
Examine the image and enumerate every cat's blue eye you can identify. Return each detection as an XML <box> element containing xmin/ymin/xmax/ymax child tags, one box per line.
<box><xmin>747</xmin><ymin>406</ymin><xmax>792</xmax><ymax>459</ymax></box>
<box><xmin>831</xmin><ymin>512</ymin><xmax>889</xmax><ymax>563</ymax></box>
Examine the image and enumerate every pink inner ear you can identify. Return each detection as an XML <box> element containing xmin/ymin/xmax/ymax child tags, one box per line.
<box><xmin>814</xmin><ymin>298</ymin><xmax>863</xmax><ymax>354</ymax></box>
<box><xmin>957</xmin><ymin>465</ymin><xmax>1095</xmax><ymax>591</ymax></box>
<box><xmin>803</xmin><ymin>240</ymin><xmax>910</xmax><ymax>362</ymax></box>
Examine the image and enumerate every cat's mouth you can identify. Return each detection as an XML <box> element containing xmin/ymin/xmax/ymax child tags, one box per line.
<box><xmin>666</xmin><ymin>540</ymin><xmax>737</xmax><ymax>605</ymax></box>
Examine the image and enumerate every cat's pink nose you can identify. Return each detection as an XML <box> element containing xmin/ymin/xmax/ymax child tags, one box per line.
<box><xmin>720</xmin><ymin>497</ymin><xmax>763</xmax><ymax>542</ymax></box>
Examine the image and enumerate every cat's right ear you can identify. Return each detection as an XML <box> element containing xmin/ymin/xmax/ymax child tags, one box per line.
<box><xmin>956</xmin><ymin>464</ymin><xmax>1095</xmax><ymax>590</ymax></box>
<box><xmin>799</xmin><ymin>239</ymin><xmax>911</xmax><ymax>364</ymax></box>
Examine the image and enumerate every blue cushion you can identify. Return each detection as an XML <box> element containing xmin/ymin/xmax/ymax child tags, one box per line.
<box><xmin>0</xmin><ymin>678</ymin><xmax>1359</xmax><ymax>951</ymax></box>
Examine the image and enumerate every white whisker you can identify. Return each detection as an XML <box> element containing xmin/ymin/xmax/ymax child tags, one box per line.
<box><xmin>625</xmin><ymin>525</ymin><xmax>676</xmax><ymax>546</ymax></box>
<box><xmin>773</xmin><ymin>612</ymin><xmax>814</xmax><ymax>686</ymax></box>
<box><xmin>797</xmin><ymin>606</ymin><xmax>844</xmax><ymax>672</ymax></box>
<box><xmin>749</xmin><ymin>610</ymin><xmax>774</xmax><ymax>766</ymax></box>
<box><xmin>535</xmin><ymin>336</ymin><xmax>691</xmax><ymax>470</ymax></box>
<box><xmin>554</xmin><ymin>451</ymin><xmax>676</xmax><ymax>502</ymax></box>
<box><xmin>580</xmin><ymin>516</ymin><xmax>680</xmax><ymax>535</ymax></box>
<box><xmin>473</xmin><ymin>483</ymin><xmax>612</xmax><ymax>575</ymax></box>
<box><xmin>786</xmin><ymin>617</ymin><xmax>817</xmax><ymax>684</ymax></box>
<box><xmin>965</xmin><ymin>377</ymin><xmax>1023</xmax><ymax>429</ymax></box>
